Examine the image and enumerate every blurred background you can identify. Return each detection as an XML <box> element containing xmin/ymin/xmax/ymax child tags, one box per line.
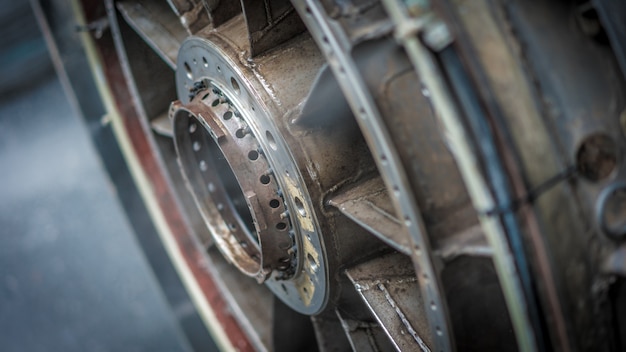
<box><xmin>0</xmin><ymin>2</ymin><xmax>208</xmax><ymax>351</ymax></box>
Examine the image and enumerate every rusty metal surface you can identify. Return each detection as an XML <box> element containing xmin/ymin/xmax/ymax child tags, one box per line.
<box><xmin>346</xmin><ymin>253</ymin><xmax>432</xmax><ymax>351</ymax></box>
<box><xmin>172</xmin><ymin>88</ymin><xmax>295</xmax><ymax>281</ymax></box>
<box><xmin>71</xmin><ymin>0</ymin><xmax>626</xmax><ymax>350</ymax></box>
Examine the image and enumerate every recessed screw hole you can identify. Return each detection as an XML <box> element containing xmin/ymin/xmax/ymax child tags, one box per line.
<box><xmin>276</xmin><ymin>222</ymin><xmax>287</xmax><ymax>230</ymax></box>
<box><xmin>223</xmin><ymin>111</ymin><xmax>233</xmax><ymax>120</ymax></box>
<box><xmin>184</xmin><ymin>62</ymin><xmax>192</xmax><ymax>79</ymax></box>
<box><xmin>269</xmin><ymin>199</ymin><xmax>280</xmax><ymax>208</ymax></box>
<box><xmin>260</xmin><ymin>175</ymin><xmax>271</xmax><ymax>185</ymax></box>
<box><xmin>235</xmin><ymin>129</ymin><xmax>246</xmax><ymax>138</ymax></box>
<box><xmin>211</xmin><ymin>99</ymin><xmax>220</xmax><ymax>107</ymax></box>
<box><xmin>248</xmin><ymin>150</ymin><xmax>259</xmax><ymax>160</ymax></box>
<box><xmin>576</xmin><ymin>133</ymin><xmax>617</xmax><ymax>182</ymax></box>
<box><xmin>307</xmin><ymin>253</ymin><xmax>318</xmax><ymax>271</ymax></box>
<box><xmin>295</xmin><ymin>197</ymin><xmax>306</xmax><ymax>217</ymax></box>
<box><xmin>231</xmin><ymin>77</ymin><xmax>240</xmax><ymax>94</ymax></box>
<box><xmin>266</xmin><ymin>131</ymin><xmax>277</xmax><ymax>150</ymax></box>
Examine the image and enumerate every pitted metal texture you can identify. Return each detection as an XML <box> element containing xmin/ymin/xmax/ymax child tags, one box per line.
<box><xmin>172</xmin><ymin>85</ymin><xmax>297</xmax><ymax>281</ymax></box>
<box><xmin>172</xmin><ymin>35</ymin><xmax>329</xmax><ymax>314</ymax></box>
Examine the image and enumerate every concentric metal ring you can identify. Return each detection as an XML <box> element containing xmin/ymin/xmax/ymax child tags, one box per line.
<box><xmin>173</xmin><ymin>36</ymin><xmax>328</xmax><ymax>314</ymax></box>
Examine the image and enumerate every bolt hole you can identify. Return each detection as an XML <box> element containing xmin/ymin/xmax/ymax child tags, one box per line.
<box><xmin>231</xmin><ymin>77</ymin><xmax>240</xmax><ymax>95</ymax></box>
<box><xmin>217</xmin><ymin>65</ymin><xmax>221</xmax><ymax>72</ymax></box>
<box><xmin>307</xmin><ymin>253</ymin><xmax>318</xmax><ymax>271</ymax></box>
<box><xmin>223</xmin><ymin>111</ymin><xmax>232</xmax><ymax>120</ymax></box>
<box><xmin>202</xmin><ymin>57</ymin><xmax>208</xmax><ymax>67</ymax></box>
<box><xmin>295</xmin><ymin>197</ymin><xmax>306</xmax><ymax>217</ymax></box>
<box><xmin>576</xmin><ymin>133</ymin><xmax>617</xmax><ymax>182</ymax></box>
<box><xmin>305</xmin><ymin>6</ymin><xmax>312</xmax><ymax>14</ymax></box>
<box><xmin>281</xmin><ymin>283</ymin><xmax>288</xmax><ymax>293</ymax></box>
<box><xmin>201</xmin><ymin>93</ymin><xmax>209</xmax><ymax>100</ymax></box>
<box><xmin>184</xmin><ymin>62</ymin><xmax>192</xmax><ymax>79</ymax></box>
<box><xmin>269</xmin><ymin>199</ymin><xmax>280</xmax><ymax>208</ymax></box>
<box><xmin>266</xmin><ymin>131</ymin><xmax>277</xmax><ymax>150</ymax></box>
<box><xmin>211</xmin><ymin>99</ymin><xmax>220</xmax><ymax>107</ymax></box>
<box><xmin>229</xmin><ymin>223</ymin><xmax>237</xmax><ymax>230</ymax></box>
<box><xmin>235</xmin><ymin>129</ymin><xmax>246</xmax><ymax>138</ymax></box>
<box><xmin>248</xmin><ymin>150</ymin><xmax>259</xmax><ymax>161</ymax></box>
<box><xmin>276</xmin><ymin>222</ymin><xmax>287</xmax><ymax>230</ymax></box>
<box><xmin>260</xmin><ymin>175</ymin><xmax>271</xmax><ymax>185</ymax></box>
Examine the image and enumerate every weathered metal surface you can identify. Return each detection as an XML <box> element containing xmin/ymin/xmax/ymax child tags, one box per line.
<box><xmin>311</xmin><ymin>316</ymin><xmax>352</xmax><ymax>352</ymax></box>
<box><xmin>336</xmin><ymin>310</ymin><xmax>396</xmax><ymax>352</ymax></box>
<box><xmin>201</xmin><ymin>0</ymin><xmax>241</xmax><ymax>29</ymax></box>
<box><xmin>174</xmin><ymin>23</ymin><xmax>332</xmax><ymax>314</ymax></box>
<box><xmin>241</xmin><ymin>0</ymin><xmax>307</xmax><ymax>57</ymax></box>
<box><xmin>346</xmin><ymin>253</ymin><xmax>432</xmax><ymax>351</ymax></box>
<box><xmin>293</xmin><ymin>2</ymin><xmax>455</xmax><ymax>349</ymax></box>
<box><xmin>328</xmin><ymin>176</ymin><xmax>411</xmax><ymax>255</ymax></box>
<box><xmin>117</xmin><ymin>1</ymin><xmax>186</xmax><ymax>69</ymax></box>
<box><xmin>68</xmin><ymin>0</ymin><xmax>626</xmax><ymax>350</ymax></box>
<box><xmin>172</xmin><ymin>88</ymin><xmax>296</xmax><ymax>281</ymax></box>
<box><xmin>167</xmin><ymin>0</ymin><xmax>210</xmax><ymax>34</ymax></box>
<box><xmin>380</xmin><ymin>0</ymin><xmax>541</xmax><ymax>349</ymax></box>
